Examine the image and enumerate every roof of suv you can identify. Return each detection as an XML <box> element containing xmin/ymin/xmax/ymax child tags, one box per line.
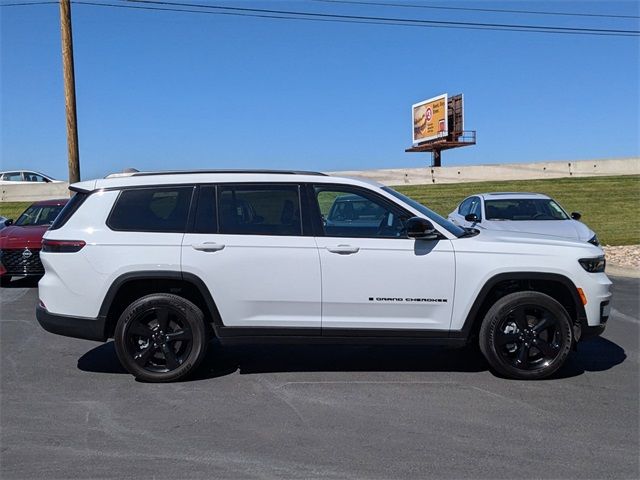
<box><xmin>73</xmin><ymin>170</ymin><xmax>382</xmax><ymax>192</ymax></box>
<box><xmin>129</xmin><ymin>169</ymin><xmax>328</xmax><ymax>177</ymax></box>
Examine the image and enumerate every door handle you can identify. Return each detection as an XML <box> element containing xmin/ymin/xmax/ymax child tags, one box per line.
<box><xmin>326</xmin><ymin>245</ymin><xmax>359</xmax><ymax>255</ymax></box>
<box><xmin>192</xmin><ymin>242</ymin><xmax>225</xmax><ymax>252</ymax></box>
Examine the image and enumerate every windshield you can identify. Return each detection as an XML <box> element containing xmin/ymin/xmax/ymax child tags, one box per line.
<box><xmin>382</xmin><ymin>187</ymin><xmax>467</xmax><ymax>237</ymax></box>
<box><xmin>485</xmin><ymin>199</ymin><xmax>569</xmax><ymax>221</ymax></box>
<box><xmin>15</xmin><ymin>204</ymin><xmax>65</xmax><ymax>226</ymax></box>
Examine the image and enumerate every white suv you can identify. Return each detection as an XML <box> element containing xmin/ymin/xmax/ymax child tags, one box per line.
<box><xmin>36</xmin><ymin>170</ymin><xmax>612</xmax><ymax>382</ymax></box>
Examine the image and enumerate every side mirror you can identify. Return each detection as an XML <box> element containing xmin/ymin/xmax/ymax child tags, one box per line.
<box><xmin>406</xmin><ymin>217</ymin><xmax>439</xmax><ymax>240</ymax></box>
<box><xmin>571</xmin><ymin>212</ymin><xmax>582</xmax><ymax>220</ymax></box>
<box><xmin>465</xmin><ymin>213</ymin><xmax>479</xmax><ymax>223</ymax></box>
<box><xmin>4</xmin><ymin>219</ymin><xmax>13</xmax><ymax>226</ymax></box>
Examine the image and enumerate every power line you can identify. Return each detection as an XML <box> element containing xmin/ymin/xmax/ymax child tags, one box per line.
<box><xmin>310</xmin><ymin>0</ymin><xmax>640</xmax><ymax>20</ymax></box>
<box><xmin>71</xmin><ymin>1</ymin><xmax>640</xmax><ymax>37</ymax></box>
<box><xmin>0</xmin><ymin>1</ymin><xmax>57</xmax><ymax>6</ymax></box>
<box><xmin>3</xmin><ymin>0</ymin><xmax>639</xmax><ymax>37</ymax></box>
<box><xmin>71</xmin><ymin>1</ymin><xmax>633</xmax><ymax>37</ymax></box>
<box><xmin>121</xmin><ymin>0</ymin><xmax>640</xmax><ymax>35</ymax></box>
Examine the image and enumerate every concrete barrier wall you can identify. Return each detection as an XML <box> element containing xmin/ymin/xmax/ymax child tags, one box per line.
<box><xmin>0</xmin><ymin>182</ymin><xmax>70</xmax><ymax>202</ymax></box>
<box><xmin>1</xmin><ymin>157</ymin><xmax>638</xmax><ymax>201</ymax></box>
<box><xmin>328</xmin><ymin>157</ymin><xmax>640</xmax><ymax>186</ymax></box>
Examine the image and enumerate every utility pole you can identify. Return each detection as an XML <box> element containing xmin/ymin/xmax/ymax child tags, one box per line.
<box><xmin>60</xmin><ymin>0</ymin><xmax>80</xmax><ymax>184</ymax></box>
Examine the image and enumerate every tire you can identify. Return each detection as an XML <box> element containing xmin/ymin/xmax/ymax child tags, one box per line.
<box><xmin>479</xmin><ymin>291</ymin><xmax>573</xmax><ymax>380</ymax></box>
<box><xmin>114</xmin><ymin>293</ymin><xmax>209</xmax><ymax>382</ymax></box>
<box><xmin>0</xmin><ymin>276</ymin><xmax>10</xmax><ymax>287</ymax></box>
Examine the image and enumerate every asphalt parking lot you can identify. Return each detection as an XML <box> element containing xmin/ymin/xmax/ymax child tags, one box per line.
<box><xmin>1</xmin><ymin>277</ymin><xmax>638</xmax><ymax>479</ymax></box>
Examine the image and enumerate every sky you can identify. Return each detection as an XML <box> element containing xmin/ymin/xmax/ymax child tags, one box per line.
<box><xmin>1</xmin><ymin>0</ymin><xmax>639</xmax><ymax>181</ymax></box>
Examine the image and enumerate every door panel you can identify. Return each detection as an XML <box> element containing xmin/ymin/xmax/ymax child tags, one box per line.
<box><xmin>315</xmin><ymin>237</ymin><xmax>455</xmax><ymax>330</ymax></box>
<box><xmin>312</xmin><ymin>185</ymin><xmax>455</xmax><ymax>331</ymax></box>
<box><xmin>182</xmin><ymin>234</ymin><xmax>321</xmax><ymax>327</ymax></box>
<box><xmin>182</xmin><ymin>184</ymin><xmax>321</xmax><ymax>328</ymax></box>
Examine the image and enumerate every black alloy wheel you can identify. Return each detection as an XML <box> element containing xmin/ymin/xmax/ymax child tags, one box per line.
<box><xmin>494</xmin><ymin>304</ymin><xmax>562</xmax><ymax>371</ymax></box>
<box><xmin>114</xmin><ymin>293</ymin><xmax>208</xmax><ymax>382</ymax></box>
<box><xmin>480</xmin><ymin>291</ymin><xmax>573</xmax><ymax>380</ymax></box>
<box><xmin>126</xmin><ymin>306</ymin><xmax>192</xmax><ymax>372</ymax></box>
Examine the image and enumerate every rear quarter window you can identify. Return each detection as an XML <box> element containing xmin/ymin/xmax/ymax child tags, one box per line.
<box><xmin>50</xmin><ymin>192</ymin><xmax>88</xmax><ymax>230</ymax></box>
<box><xmin>107</xmin><ymin>187</ymin><xmax>193</xmax><ymax>232</ymax></box>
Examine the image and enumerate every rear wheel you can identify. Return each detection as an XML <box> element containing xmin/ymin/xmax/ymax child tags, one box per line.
<box><xmin>479</xmin><ymin>291</ymin><xmax>573</xmax><ymax>380</ymax></box>
<box><xmin>114</xmin><ymin>293</ymin><xmax>208</xmax><ymax>382</ymax></box>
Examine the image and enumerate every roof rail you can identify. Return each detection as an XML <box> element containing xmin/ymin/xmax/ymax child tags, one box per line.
<box><xmin>105</xmin><ymin>168</ymin><xmax>140</xmax><ymax>179</ymax></box>
<box><xmin>129</xmin><ymin>169</ymin><xmax>328</xmax><ymax>177</ymax></box>
<box><xmin>484</xmin><ymin>192</ymin><xmax>544</xmax><ymax>196</ymax></box>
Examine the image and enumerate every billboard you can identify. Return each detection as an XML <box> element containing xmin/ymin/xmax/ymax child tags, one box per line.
<box><xmin>412</xmin><ymin>94</ymin><xmax>448</xmax><ymax>144</ymax></box>
<box><xmin>448</xmin><ymin>94</ymin><xmax>463</xmax><ymax>136</ymax></box>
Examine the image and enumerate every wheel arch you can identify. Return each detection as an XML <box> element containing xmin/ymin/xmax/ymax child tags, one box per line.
<box><xmin>100</xmin><ymin>271</ymin><xmax>223</xmax><ymax>338</ymax></box>
<box><xmin>455</xmin><ymin>272</ymin><xmax>586</xmax><ymax>341</ymax></box>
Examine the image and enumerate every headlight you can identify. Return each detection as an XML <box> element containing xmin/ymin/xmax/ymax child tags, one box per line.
<box><xmin>579</xmin><ymin>255</ymin><xmax>606</xmax><ymax>273</ymax></box>
<box><xmin>587</xmin><ymin>234</ymin><xmax>600</xmax><ymax>246</ymax></box>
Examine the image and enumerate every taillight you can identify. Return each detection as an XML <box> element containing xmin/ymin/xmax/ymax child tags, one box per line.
<box><xmin>41</xmin><ymin>239</ymin><xmax>86</xmax><ymax>253</ymax></box>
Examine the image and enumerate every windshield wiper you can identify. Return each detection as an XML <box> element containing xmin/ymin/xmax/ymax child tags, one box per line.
<box><xmin>459</xmin><ymin>227</ymin><xmax>480</xmax><ymax>238</ymax></box>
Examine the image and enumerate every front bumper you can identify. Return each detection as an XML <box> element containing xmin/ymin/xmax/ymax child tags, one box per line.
<box><xmin>576</xmin><ymin>300</ymin><xmax>610</xmax><ymax>341</ymax></box>
<box><xmin>0</xmin><ymin>248</ymin><xmax>45</xmax><ymax>276</ymax></box>
<box><xmin>36</xmin><ymin>304</ymin><xmax>107</xmax><ymax>342</ymax></box>
<box><xmin>581</xmin><ymin>273</ymin><xmax>613</xmax><ymax>327</ymax></box>
<box><xmin>581</xmin><ymin>324</ymin><xmax>606</xmax><ymax>340</ymax></box>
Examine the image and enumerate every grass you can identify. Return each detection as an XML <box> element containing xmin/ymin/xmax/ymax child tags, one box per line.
<box><xmin>394</xmin><ymin>175</ymin><xmax>639</xmax><ymax>246</ymax></box>
<box><xmin>0</xmin><ymin>202</ymin><xmax>30</xmax><ymax>222</ymax></box>
<box><xmin>1</xmin><ymin>175</ymin><xmax>637</xmax><ymax>245</ymax></box>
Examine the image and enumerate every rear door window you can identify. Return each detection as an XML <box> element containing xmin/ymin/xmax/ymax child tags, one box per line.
<box><xmin>217</xmin><ymin>184</ymin><xmax>302</xmax><ymax>236</ymax></box>
<box><xmin>108</xmin><ymin>187</ymin><xmax>193</xmax><ymax>232</ymax></box>
<box><xmin>2</xmin><ymin>172</ymin><xmax>23</xmax><ymax>181</ymax></box>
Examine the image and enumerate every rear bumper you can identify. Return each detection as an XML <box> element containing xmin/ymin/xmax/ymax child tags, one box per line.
<box><xmin>36</xmin><ymin>304</ymin><xmax>107</xmax><ymax>342</ymax></box>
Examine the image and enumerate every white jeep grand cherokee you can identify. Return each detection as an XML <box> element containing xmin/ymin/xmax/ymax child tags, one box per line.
<box><xmin>36</xmin><ymin>170</ymin><xmax>612</xmax><ymax>382</ymax></box>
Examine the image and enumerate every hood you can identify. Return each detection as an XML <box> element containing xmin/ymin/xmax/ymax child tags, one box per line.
<box><xmin>468</xmin><ymin>227</ymin><xmax>603</xmax><ymax>254</ymax></box>
<box><xmin>0</xmin><ymin>225</ymin><xmax>49</xmax><ymax>249</ymax></box>
<box><xmin>480</xmin><ymin>219</ymin><xmax>594</xmax><ymax>241</ymax></box>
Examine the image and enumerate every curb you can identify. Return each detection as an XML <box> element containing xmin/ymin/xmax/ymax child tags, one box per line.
<box><xmin>606</xmin><ymin>264</ymin><xmax>640</xmax><ymax>279</ymax></box>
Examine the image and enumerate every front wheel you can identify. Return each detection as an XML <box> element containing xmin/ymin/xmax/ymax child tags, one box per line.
<box><xmin>479</xmin><ymin>291</ymin><xmax>573</xmax><ymax>380</ymax></box>
<box><xmin>114</xmin><ymin>293</ymin><xmax>209</xmax><ymax>382</ymax></box>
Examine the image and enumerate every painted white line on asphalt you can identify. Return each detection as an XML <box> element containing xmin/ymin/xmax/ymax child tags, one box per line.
<box><xmin>611</xmin><ymin>308</ymin><xmax>639</xmax><ymax>324</ymax></box>
<box><xmin>277</xmin><ymin>381</ymin><xmax>457</xmax><ymax>388</ymax></box>
<box><xmin>0</xmin><ymin>288</ymin><xmax>30</xmax><ymax>305</ymax></box>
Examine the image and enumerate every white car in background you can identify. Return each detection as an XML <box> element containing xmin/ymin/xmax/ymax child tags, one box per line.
<box><xmin>0</xmin><ymin>170</ymin><xmax>62</xmax><ymax>184</ymax></box>
<box><xmin>448</xmin><ymin>192</ymin><xmax>599</xmax><ymax>246</ymax></box>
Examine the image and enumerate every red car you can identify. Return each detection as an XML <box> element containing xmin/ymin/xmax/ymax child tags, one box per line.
<box><xmin>0</xmin><ymin>199</ymin><xmax>68</xmax><ymax>286</ymax></box>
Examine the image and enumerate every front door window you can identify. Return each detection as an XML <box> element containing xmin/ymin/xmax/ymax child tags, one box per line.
<box><xmin>315</xmin><ymin>187</ymin><xmax>406</xmax><ymax>238</ymax></box>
